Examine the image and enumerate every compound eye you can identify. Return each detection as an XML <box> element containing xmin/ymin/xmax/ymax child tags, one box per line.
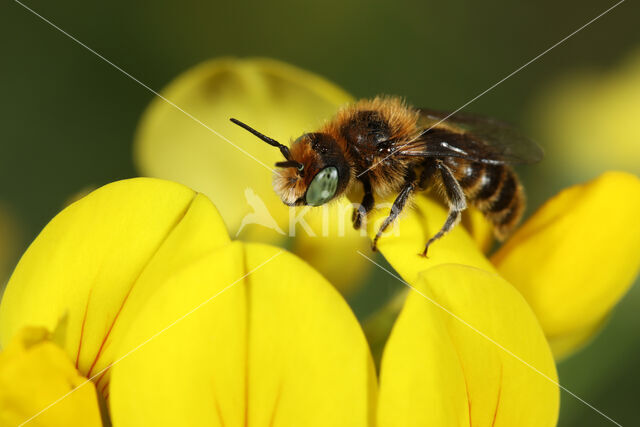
<box><xmin>305</xmin><ymin>167</ymin><xmax>339</xmax><ymax>206</ymax></box>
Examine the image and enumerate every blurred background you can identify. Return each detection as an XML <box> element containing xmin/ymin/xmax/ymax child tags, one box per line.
<box><xmin>1</xmin><ymin>0</ymin><xmax>639</xmax><ymax>424</ymax></box>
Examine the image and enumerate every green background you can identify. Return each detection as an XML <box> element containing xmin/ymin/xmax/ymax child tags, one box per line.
<box><xmin>1</xmin><ymin>0</ymin><xmax>639</xmax><ymax>425</ymax></box>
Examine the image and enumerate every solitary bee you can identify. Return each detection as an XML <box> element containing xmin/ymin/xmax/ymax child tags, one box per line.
<box><xmin>231</xmin><ymin>97</ymin><xmax>542</xmax><ymax>256</ymax></box>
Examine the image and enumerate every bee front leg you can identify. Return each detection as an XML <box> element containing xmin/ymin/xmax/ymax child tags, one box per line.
<box><xmin>421</xmin><ymin>161</ymin><xmax>467</xmax><ymax>257</ymax></box>
<box><xmin>352</xmin><ymin>176</ymin><xmax>374</xmax><ymax>230</ymax></box>
<box><xmin>372</xmin><ymin>170</ymin><xmax>417</xmax><ymax>251</ymax></box>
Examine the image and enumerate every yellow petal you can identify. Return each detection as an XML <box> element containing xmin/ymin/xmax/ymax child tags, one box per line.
<box><xmin>133</xmin><ymin>57</ymin><xmax>351</xmax><ymax>236</ymax></box>
<box><xmin>377</xmin><ymin>264</ymin><xmax>559</xmax><ymax>427</ymax></box>
<box><xmin>492</xmin><ymin>171</ymin><xmax>640</xmax><ymax>358</ymax></box>
<box><xmin>461</xmin><ymin>206</ymin><xmax>494</xmax><ymax>254</ymax></box>
<box><xmin>530</xmin><ymin>49</ymin><xmax>640</xmax><ymax>178</ymax></box>
<box><xmin>358</xmin><ymin>195</ymin><xmax>497</xmax><ymax>360</ymax></box>
<box><xmin>133</xmin><ymin>57</ymin><xmax>369</xmax><ymax>293</ymax></box>
<box><xmin>291</xmin><ymin>198</ymin><xmax>371</xmax><ymax>295</ymax></box>
<box><xmin>0</xmin><ymin>178</ymin><xmax>230</xmax><ymax>394</ymax></box>
<box><xmin>0</xmin><ymin>327</ymin><xmax>102</xmax><ymax>427</ymax></box>
<box><xmin>110</xmin><ymin>242</ymin><xmax>376</xmax><ymax>426</ymax></box>
<box><xmin>363</xmin><ymin>194</ymin><xmax>496</xmax><ymax>284</ymax></box>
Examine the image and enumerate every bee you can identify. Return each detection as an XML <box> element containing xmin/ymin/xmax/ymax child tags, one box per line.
<box><xmin>230</xmin><ymin>96</ymin><xmax>542</xmax><ymax>256</ymax></box>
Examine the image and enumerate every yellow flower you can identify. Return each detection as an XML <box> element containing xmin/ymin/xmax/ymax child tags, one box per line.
<box><xmin>0</xmin><ymin>178</ymin><xmax>559</xmax><ymax>426</ymax></box>
<box><xmin>157</xmin><ymin>56</ymin><xmax>638</xmax><ymax>362</ymax></box>
<box><xmin>492</xmin><ymin>171</ymin><xmax>640</xmax><ymax>358</ymax></box>
<box><xmin>4</xmin><ymin>56</ymin><xmax>635</xmax><ymax>425</ymax></box>
<box><xmin>363</xmin><ymin>171</ymin><xmax>640</xmax><ymax>362</ymax></box>
<box><xmin>132</xmin><ymin>58</ymin><xmax>494</xmax><ymax>295</ymax></box>
<box><xmin>377</xmin><ymin>264</ymin><xmax>558</xmax><ymax>426</ymax></box>
<box><xmin>360</xmin><ymin>171</ymin><xmax>637</xmax><ymax>425</ymax></box>
<box><xmin>0</xmin><ymin>178</ymin><xmax>376</xmax><ymax>425</ymax></box>
<box><xmin>530</xmin><ymin>48</ymin><xmax>640</xmax><ymax>180</ymax></box>
<box><xmin>0</xmin><ymin>327</ymin><xmax>102</xmax><ymax>426</ymax></box>
<box><xmin>133</xmin><ymin>58</ymin><xmax>369</xmax><ymax>294</ymax></box>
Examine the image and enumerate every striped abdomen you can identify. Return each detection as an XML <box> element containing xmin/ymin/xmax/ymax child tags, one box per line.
<box><xmin>444</xmin><ymin>158</ymin><xmax>525</xmax><ymax>240</ymax></box>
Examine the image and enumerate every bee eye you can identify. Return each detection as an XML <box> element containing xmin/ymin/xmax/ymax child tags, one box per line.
<box><xmin>305</xmin><ymin>167</ymin><xmax>339</xmax><ymax>206</ymax></box>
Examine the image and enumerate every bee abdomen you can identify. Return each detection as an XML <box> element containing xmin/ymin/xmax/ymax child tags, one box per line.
<box><xmin>450</xmin><ymin>160</ymin><xmax>524</xmax><ymax>240</ymax></box>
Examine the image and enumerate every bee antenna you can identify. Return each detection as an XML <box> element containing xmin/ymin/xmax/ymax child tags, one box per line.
<box><xmin>275</xmin><ymin>160</ymin><xmax>304</xmax><ymax>171</ymax></box>
<box><xmin>230</xmin><ymin>118</ymin><xmax>293</xmax><ymax>161</ymax></box>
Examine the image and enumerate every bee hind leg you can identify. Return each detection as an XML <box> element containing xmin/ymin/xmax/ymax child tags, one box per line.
<box><xmin>421</xmin><ymin>161</ymin><xmax>467</xmax><ymax>257</ymax></box>
<box><xmin>372</xmin><ymin>170</ymin><xmax>417</xmax><ymax>251</ymax></box>
<box><xmin>421</xmin><ymin>210</ymin><xmax>462</xmax><ymax>257</ymax></box>
<box><xmin>352</xmin><ymin>176</ymin><xmax>375</xmax><ymax>230</ymax></box>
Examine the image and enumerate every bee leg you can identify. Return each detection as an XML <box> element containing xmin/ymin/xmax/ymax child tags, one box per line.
<box><xmin>352</xmin><ymin>176</ymin><xmax>374</xmax><ymax>230</ymax></box>
<box><xmin>418</xmin><ymin>159</ymin><xmax>438</xmax><ymax>190</ymax></box>
<box><xmin>421</xmin><ymin>162</ymin><xmax>467</xmax><ymax>257</ymax></box>
<box><xmin>372</xmin><ymin>170</ymin><xmax>417</xmax><ymax>251</ymax></box>
<box><xmin>421</xmin><ymin>210</ymin><xmax>462</xmax><ymax>257</ymax></box>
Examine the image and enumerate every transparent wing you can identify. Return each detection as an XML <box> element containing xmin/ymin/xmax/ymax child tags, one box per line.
<box><xmin>399</xmin><ymin>108</ymin><xmax>544</xmax><ymax>165</ymax></box>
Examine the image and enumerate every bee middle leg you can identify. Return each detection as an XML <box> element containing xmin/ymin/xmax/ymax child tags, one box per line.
<box><xmin>352</xmin><ymin>176</ymin><xmax>375</xmax><ymax>230</ymax></box>
<box><xmin>421</xmin><ymin>161</ymin><xmax>467</xmax><ymax>257</ymax></box>
<box><xmin>372</xmin><ymin>170</ymin><xmax>417</xmax><ymax>251</ymax></box>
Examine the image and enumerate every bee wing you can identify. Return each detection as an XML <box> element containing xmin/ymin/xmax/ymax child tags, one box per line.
<box><xmin>398</xmin><ymin>108</ymin><xmax>544</xmax><ymax>165</ymax></box>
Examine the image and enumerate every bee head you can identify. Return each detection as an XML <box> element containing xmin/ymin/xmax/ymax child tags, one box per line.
<box><xmin>230</xmin><ymin>119</ymin><xmax>350</xmax><ymax>207</ymax></box>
